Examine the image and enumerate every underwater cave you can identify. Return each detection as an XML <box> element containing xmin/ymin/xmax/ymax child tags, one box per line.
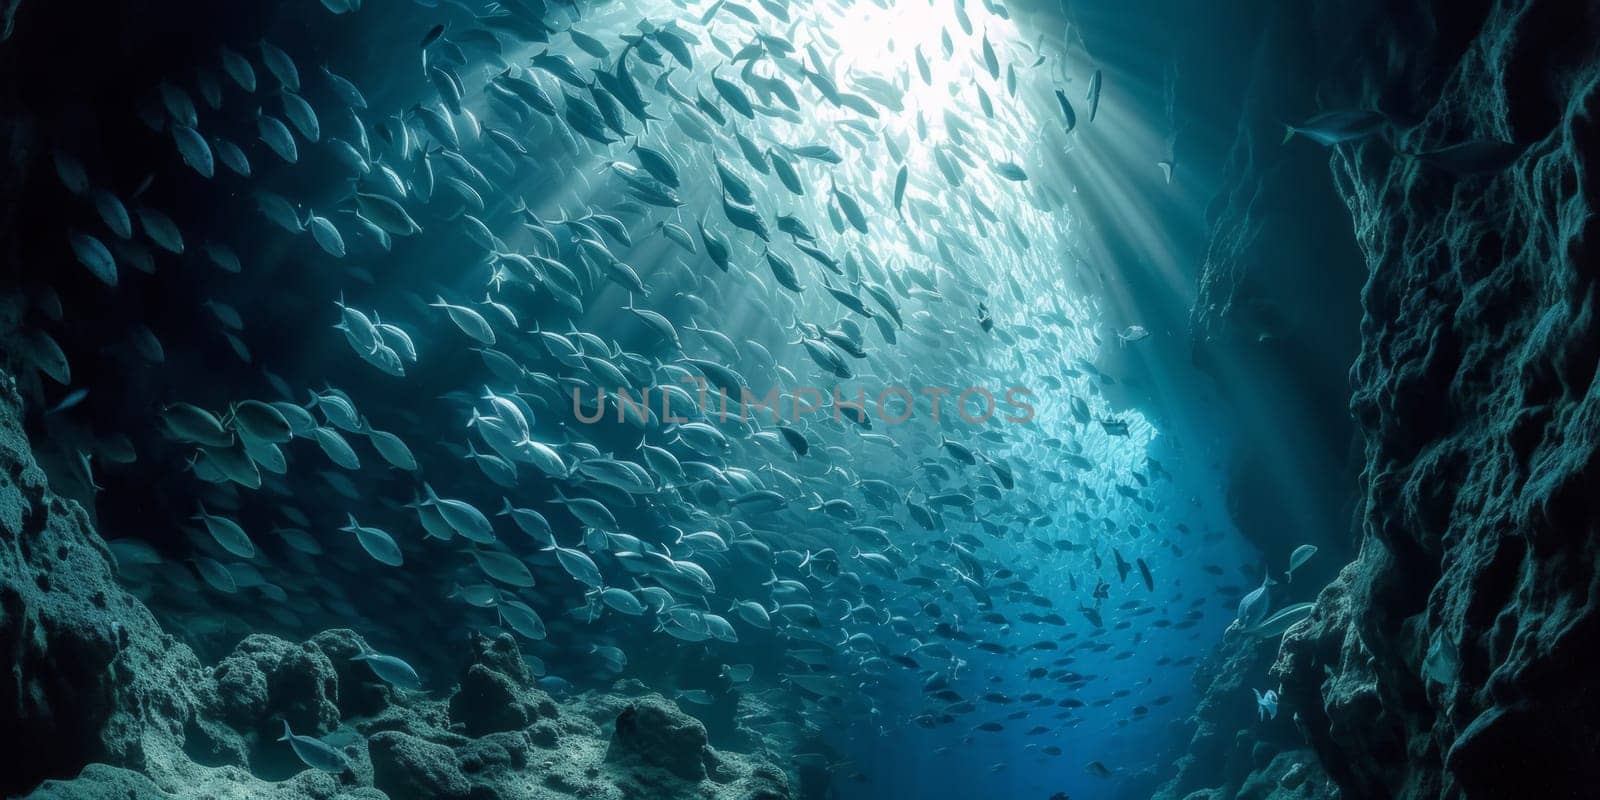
<box><xmin>1</xmin><ymin>0</ymin><xmax>1596</xmax><ymax>798</ymax></box>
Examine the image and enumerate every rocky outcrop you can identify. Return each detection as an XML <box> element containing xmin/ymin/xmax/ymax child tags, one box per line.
<box><xmin>609</xmin><ymin>695</ymin><xmax>716</xmax><ymax>781</ymax></box>
<box><xmin>1153</xmin><ymin>622</ymin><xmax>1337</xmax><ymax>800</ymax></box>
<box><xmin>369</xmin><ymin>731</ymin><xmax>472</xmax><ymax>800</ymax></box>
<box><xmin>0</xmin><ymin>375</ymin><xmax>227</xmax><ymax>797</ymax></box>
<box><xmin>214</xmin><ymin>634</ymin><xmax>344</xmax><ymax>736</ymax></box>
<box><xmin>606</xmin><ymin>695</ymin><xmax>789</xmax><ymax>799</ymax></box>
<box><xmin>451</xmin><ymin>663</ymin><xmax>556</xmax><ymax>737</ymax></box>
<box><xmin>0</xmin><ymin>365</ymin><xmax>790</xmax><ymax>799</ymax></box>
<box><xmin>1183</xmin><ymin>0</ymin><xmax>1369</xmax><ymax>579</ymax></box>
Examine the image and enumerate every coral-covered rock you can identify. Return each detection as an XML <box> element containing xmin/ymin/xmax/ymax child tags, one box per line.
<box><xmin>368</xmin><ymin>730</ymin><xmax>471</xmax><ymax>800</ymax></box>
<box><xmin>1234</xmin><ymin>750</ymin><xmax>1334</xmax><ymax>800</ymax></box>
<box><xmin>311</xmin><ymin>629</ymin><xmax>395</xmax><ymax>719</ymax></box>
<box><xmin>0</xmin><ymin>383</ymin><xmax>215</xmax><ymax>796</ymax></box>
<box><xmin>22</xmin><ymin>764</ymin><xmax>165</xmax><ymax>800</ymax></box>
<box><xmin>456</xmin><ymin>731</ymin><xmax>530</xmax><ymax>775</ymax></box>
<box><xmin>607</xmin><ymin>694</ymin><xmax>712</xmax><ymax>781</ymax></box>
<box><xmin>1266</xmin><ymin>0</ymin><xmax>1600</xmax><ymax>795</ymax></box>
<box><xmin>1151</xmin><ymin>626</ymin><xmax>1284</xmax><ymax>800</ymax></box>
<box><xmin>1160</xmin><ymin>0</ymin><xmax>1600</xmax><ymax>797</ymax></box>
<box><xmin>213</xmin><ymin>634</ymin><xmax>341</xmax><ymax>736</ymax></box>
<box><xmin>450</xmin><ymin>664</ymin><xmax>534</xmax><ymax>736</ymax></box>
<box><xmin>464</xmin><ymin>631</ymin><xmax>532</xmax><ymax>687</ymax></box>
<box><xmin>706</xmin><ymin>753</ymin><xmax>791</xmax><ymax>800</ymax></box>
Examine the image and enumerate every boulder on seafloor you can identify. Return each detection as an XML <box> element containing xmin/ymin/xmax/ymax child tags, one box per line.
<box><xmin>464</xmin><ymin>630</ymin><xmax>535</xmax><ymax>687</ymax></box>
<box><xmin>22</xmin><ymin>764</ymin><xmax>166</xmax><ymax>800</ymax></box>
<box><xmin>607</xmin><ymin>694</ymin><xmax>714</xmax><ymax>781</ymax></box>
<box><xmin>368</xmin><ymin>730</ymin><xmax>472</xmax><ymax>800</ymax></box>
<box><xmin>214</xmin><ymin>633</ymin><xmax>343</xmax><ymax>736</ymax></box>
<box><xmin>450</xmin><ymin>663</ymin><xmax>558</xmax><ymax>736</ymax></box>
<box><xmin>598</xmin><ymin>692</ymin><xmax>790</xmax><ymax>798</ymax></box>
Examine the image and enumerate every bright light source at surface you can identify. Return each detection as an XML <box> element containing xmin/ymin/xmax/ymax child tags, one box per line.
<box><xmin>823</xmin><ymin>0</ymin><xmax>990</xmax><ymax>120</ymax></box>
<box><xmin>809</xmin><ymin>0</ymin><xmax>1032</xmax><ymax>139</ymax></box>
<box><xmin>778</xmin><ymin>0</ymin><xmax>1164</xmax><ymax>457</ymax></box>
<box><xmin>530</xmin><ymin>0</ymin><xmax>1168</xmax><ymax>463</ymax></box>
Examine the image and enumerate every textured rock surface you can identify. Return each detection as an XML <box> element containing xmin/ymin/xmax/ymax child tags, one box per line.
<box><xmin>608</xmin><ymin>695</ymin><xmax>715</xmax><ymax>781</ymax></box>
<box><xmin>1152</xmin><ymin>622</ymin><xmax>1336</xmax><ymax>800</ymax></box>
<box><xmin>369</xmin><ymin>731</ymin><xmax>472</xmax><ymax>800</ymax></box>
<box><xmin>0</xmin><ymin>377</ymin><xmax>227</xmax><ymax>796</ymax></box>
<box><xmin>1182</xmin><ymin>0</ymin><xmax>1369</xmax><ymax>577</ymax></box>
<box><xmin>1169</xmin><ymin>0</ymin><xmax>1600</xmax><ymax>797</ymax></box>
<box><xmin>0</xmin><ymin>363</ymin><xmax>791</xmax><ymax>799</ymax></box>
<box><xmin>1289</xmin><ymin>0</ymin><xmax>1600</xmax><ymax>796</ymax></box>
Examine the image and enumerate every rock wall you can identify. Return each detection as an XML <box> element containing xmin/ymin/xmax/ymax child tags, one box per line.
<box><xmin>1152</xmin><ymin>623</ymin><xmax>1337</xmax><ymax>800</ymax></box>
<box><xmin>1162</xmin><ymin>0</ymin><xmax>1600</xmax><ymax>798</ymax></box>
<box><xmin>1279</xmin><ymin>0</ymin><xmax>1600</xmax><ymax>796</ymax></box>
<box><xmin>0</xmin><ymin>373</ymin><xmax>223</xmax><ymax>796</ymax></box>
<box><xmin>1182</xmin><ymin>0</ymin><xmax>1369</xmax><ymax>581</ymax></box>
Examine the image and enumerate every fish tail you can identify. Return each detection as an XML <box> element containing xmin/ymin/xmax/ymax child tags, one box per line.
<box><xmin>1281</xmin><ymin>125</ymin><xmax>1296</xmax><ymax>145</ymax></box>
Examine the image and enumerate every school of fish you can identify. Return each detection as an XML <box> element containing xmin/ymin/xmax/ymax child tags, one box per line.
<box><xmin>21</xmin><ymin>0</ymin><xmax>1329</xmax><ymax>789</ymax></box>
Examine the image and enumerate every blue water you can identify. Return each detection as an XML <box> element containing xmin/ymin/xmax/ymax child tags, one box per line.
<box><xmin>13</xmin><ymin>0</ymin><xmax>1331</xmax><ymax>797</ymax></box>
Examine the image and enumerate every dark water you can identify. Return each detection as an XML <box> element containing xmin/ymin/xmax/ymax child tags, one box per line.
<box><xmin>4</xmin><ymin>0</ymin><xmax>1356</xmax><ymax>797</ymax></box>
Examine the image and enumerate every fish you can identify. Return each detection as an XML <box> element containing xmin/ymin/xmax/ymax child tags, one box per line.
<box><xmin>195</xmin><ymin>505</ymin><xmax>255</xmax><ymax>558</ymax></box>
<box><xmin>980</xmin><ymin>157</ymin><xmax>1028</xmax><ymax>187</ymax></box>
<box><xmin>352</xmin><ymin>650</ymin><xmax>422</xmax><ymax>690</ymax></box>
<box><xmin>1243</xmin><ymin>602</ymin><xmax>1315</xmax><ymax>637</ymax></box>
<box><xmin>1282</xmin><ymin>109</ymin><xmax>1387</xmax><ymax>146</ymax></box>
<box><xmin>69</xmin><ymin>232</ymin><xmax>118</xmax><ymax>286</ymax></box>
<box><xmin>278</xmin><ymin>721</ymin><xmax>351</xmax><ymax>774</ymax></box>
<box><xmin>257</xmin><ymin>113</ymin><xmax>299</xmax><ymax>163</ymax></box>
<box><xmin>1422</xmin><ymin>628</ymin><xmax>1460</xmax><ymax>685</ymax></box>
<box><xmin>341</xmin><ymin>514</ymin><xmax>402</xmax><ymax>566</ymax></box>
<box><xmin>1253</xmin><ymin>688</ymin><xmax>1279</xmax><ymax>721</ymax></box>
<box><xmin>259</xmin><ymin>39</ymin><xmax>301</xmax><ymax>91</ymax></box>
<box><xmin>172</xmin><ymin>126</ymin><xmax>214</xmax><ymax>177</ymax></box>
<box><xmin>1085</xmin><ymin>69</ymin><xmax>1103</xmax><ymax>122</ymax></box>
<box><xmin>45</xmin><ymin>388</ymin><xmax>90</xmax><ymax>415</ymax></box>
<box><xmin>1408</xmin><ymin>139</ymin><xmax>1527</xmax><ymax>176</ymax></box>
<box><xmin>1285</xmin><ymin>544</ymin><xmax>1317</xmax><ymax>582</ymax></box>
<box><xmin>1236</xmin><ymin>572</ymin><xmax>1276</xmax><ymax>629</ymax></box>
